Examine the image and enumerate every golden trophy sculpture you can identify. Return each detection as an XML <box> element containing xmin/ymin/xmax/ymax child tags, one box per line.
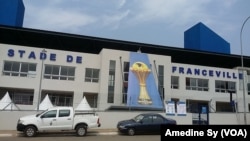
<box><xmin>130</xmin><ymin>62</ymin><xmax>152</xmax><ymax>105</ymax></box>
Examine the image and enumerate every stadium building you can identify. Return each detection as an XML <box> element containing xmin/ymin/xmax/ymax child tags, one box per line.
<box><xmin>0</xmin><ymin>0</ymin><xmax>250</xmax><ymax>126</ymax></box>
<box><xmin>0</xmin><ymin>24</ymin><xmax>250</xmax><ymax>124</ymax></box>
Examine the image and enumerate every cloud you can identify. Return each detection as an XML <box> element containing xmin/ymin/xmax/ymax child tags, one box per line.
<box><xmin>23</xmin><ymin>0</ymin><xmax>131</xmax><ymax>32</ymax></box>
<box><xmin>22</xmin><ymin>0</ymin><xmax>242</xmax><ymax>52</ymax></box>
<box><xmin>101</xmin><ymin>10</ymin><xmax>130</xmax><ymax>29</ymax></box>
<box><xmin>126</xmin><ymin>0</ymin><xmax>209</xmax><ymax>25</ymax></box>
<box><xmin>122</xmin><ymin>0</ymin><xmax>238</xmax><ymax>28</ymax></box>
<box><xmin>24</xmin><ymin>5</ymin><xmax>96</xmax><ymax>33</ymax></box>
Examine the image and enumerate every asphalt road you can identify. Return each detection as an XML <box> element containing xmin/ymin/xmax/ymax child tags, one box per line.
<box><xmin>0</xmin><ymin>134</ymin><xmax>161</xmax><ymax>141</ymax></box>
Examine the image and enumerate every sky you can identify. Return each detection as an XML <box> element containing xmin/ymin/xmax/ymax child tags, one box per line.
<box><xmin>22</xmin><ymin>0</ymin><xmax>250</xmax><ymax>57</ymax></box>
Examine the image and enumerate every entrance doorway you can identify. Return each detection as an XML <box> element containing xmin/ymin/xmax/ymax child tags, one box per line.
<box><xmin>187</xmin><ymin>100</ymin><xmax>209</xmax><ymax>125</ymax></box>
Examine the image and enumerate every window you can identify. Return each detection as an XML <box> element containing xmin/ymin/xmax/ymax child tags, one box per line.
<box><xmin>12</xmin><ymin>93</ymin><xmax>33</xmax><ymax>105</ymax></box>
<box><xmin>186</xmin><ymin>77</ymin><xmax>208</xmax><ymax>91</ymax></box>
<box><xmin>44</xmin><ymin>65</ymin><xmax>75</xmax><ymax>81</ymax></box>
<box><xmin>49</xmin><ymin>94</ymin><xmax>73</xmax><ymax>106</ymax></box>
<box><xmin>248</xmin><ymin>83</ymin><xmax>250</xmax><ymax>95</ymax></box>
<box><xmin>153</xmin><ymin>115</ymin><xmax>164</xmax><ymax>123</ymax></box>
<box><xmin>85</xmin><ymin>68</ymin><xmax>100</xmax><ymax>83</ymax></box>
<box><xmin>171</xmin><ymin>76</ymin><xmax>179</xmax><ymax>89</ymax></box>
<box><xmin>108</xmin><ymin>60</ymin><xmax>116</xmax><ymax>103</ymax></box>
<box><xmin>1</xmin><ymin>90</ymin><xmax>34</xmax><ymax>105</ymax></box>
<box><xmin>171</xmin><ymin>98</ymin><xmax>179</xmax><ymax>113</ymax></box>
<box><xmin>84</xmin><ymin>93</ymin><xmax>98</xmax><ymax>108</ymax></box>
<box><xmin>158</xmin><ymin>65</ymin><xmax>164</xmax><ymax>99</ymax></box>
<box><xmin>248</xmin><ymin>104</ymin><xmax>250</xmax><ymax>112</ymax></box>
<box><xmin>42</xmin><ymin>110</ymin><xmax>57</xmax><ymax>118</ymax></box>
<box><xmin>216</xmin><ymin>102</ymin><xmax>234</xmax><ymax>112</ymax></box>
<box><xmin>215</xmin><ymin>80</ymin><xmax>236</xmax><ymax>93</ymax></box>
<box><xmin>186</xmin><ymin>100</ymin><xmax>208</xmax><ymax>113</ymax></box>
<box><xmin>3</xmin><ymin>61</ymin><xmax>36</xmax><ymax>77</ymax></box>
<box><xmin>142</xmin><ymin>116</ymin><xmax>153</xmax><ymax>124</ymax></box>
<box><xmin>122</xmin><ymin>62</ymin><xmax>130</xmax><ymax>104</ymax></box>
<box><xmin>59</xmin><ymin>110</ymin><xmax>70</xmax><ymax>117</ymax></box>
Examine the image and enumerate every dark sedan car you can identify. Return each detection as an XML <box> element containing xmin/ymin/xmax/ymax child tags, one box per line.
<box><xmin>117</xmin><ymin>113</ymin><xmax>177</xmax><ymax>136</ymax></box>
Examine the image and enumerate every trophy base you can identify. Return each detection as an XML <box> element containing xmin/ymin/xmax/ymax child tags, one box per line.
<box><xmin>138</xmin><ymin>99</ymin><xmax>152</xmax><ymax>105</ymax></box>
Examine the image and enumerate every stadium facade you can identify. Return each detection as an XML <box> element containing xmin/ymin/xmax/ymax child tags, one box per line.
<box><xmin>0</xmin><ymin>25</ymin><xmax>250</xmax><ymax>125</ymax></box>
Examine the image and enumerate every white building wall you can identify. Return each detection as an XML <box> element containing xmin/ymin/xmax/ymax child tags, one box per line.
<box><xmin>171</xmin><ymin>63</ymin><xmax>248</xmax><ymax>113</ymax></box>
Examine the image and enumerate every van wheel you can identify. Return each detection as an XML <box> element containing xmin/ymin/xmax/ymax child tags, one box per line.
<box><xmin>128</xmin><ymin>128</ymin><xmax>135</xmax><ymax>136</ymax></box>
<box><xmin>76</xmin><ymin>125</ymin><xmax>87</xmax><ymax>136</ymax></box>
<box><xmin>24</xmin><ymin>126</ymin><xmax>37</xmax><ymax>137</ymax></box>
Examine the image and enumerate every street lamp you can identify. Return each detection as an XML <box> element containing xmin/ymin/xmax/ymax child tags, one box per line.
<box><xmin>240</xmin><ymin>16</ymin><xmax>250</xmax><ymax>125</ymax></box>
<box><xmin>37</xmin><ymin>49</ymin><xmax>46</xmax><ymax>111</ymax></box>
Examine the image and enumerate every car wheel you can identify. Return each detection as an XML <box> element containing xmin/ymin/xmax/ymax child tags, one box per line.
<box><xmin>76</xmin><ymin>125</ymin><xmax>87</xmax><ymax>136</ymax></box>
<box><xmin>24</xmin><ymin>126</ymin><xmax>37</xmax><ymax>137</ymax></box>
<box><xmin>128</xmin><ymin>128</ymin><xmax>135</xmax><ymax>136</ymax></box>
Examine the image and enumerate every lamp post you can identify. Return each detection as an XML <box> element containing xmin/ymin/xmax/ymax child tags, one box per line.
<box><xmin>37</xmin><ymin>49</ymin><xmax>46</xmax><ymax>111</ymax></box>
<box><xmin>240</xmin><ymin>16</ymin><xmax>250</xmax><ymax>125</ymax></box>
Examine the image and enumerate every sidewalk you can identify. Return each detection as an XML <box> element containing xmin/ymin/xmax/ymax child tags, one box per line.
<box><xmin>0</xmin><ymin>128</ymin><xmax>118</xmax><ymax>137</ymax></box>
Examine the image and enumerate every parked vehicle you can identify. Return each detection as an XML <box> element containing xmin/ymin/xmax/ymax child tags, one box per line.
<box><xmin>117</xmin><ymin>113</ymin><xmax>176</xmax><ymax>136</ymax></box>
<box><xmin>16</xmin><ymin>106</ymin><xmax>101</xmax><ymax>137</ymax></box>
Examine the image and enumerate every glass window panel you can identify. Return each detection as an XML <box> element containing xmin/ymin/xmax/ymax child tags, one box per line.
<box><xmin>60</xmin><ymin>76</ymin><xmax>67</xmax><ymax>80</ymax></box>
<box><xmin>159</xmin><ymin>77</ymin><xmax>163</xmax><ymax>85</ymax></box>
<box><xmin>93</xmin><ymin>69</ymin><xmax>99</xmax><ymax>78</ymax></box>
<box><xmin>61</xmin><ymin>66</ymin><xmax>67</xmax><ymax>75</ymax></box>
<box><xmin>29</xmin><ymin>63</ymin><xmax>36</xmax><ymax>71</ymax></box>
<box><xmin>221</xmin><ymin>82</ymin><xmax>226</xmax><ymax>89</ymax></box>
<box><xmin>109</xmin><ymin>72</ymin><xmax>115</xmax><ymax>80</ymax></box>
<box><xmin>248</xmin><ymin>83</ymin><xmax>250</xmax><ymax>94</ymax></box>
<box><xmin>68</xmin><ymin>67</ymin><xmax>75</xmax><ymax>76</ymax></box>
<box><xmin>85</xmin><ymin>78</ymin><xmax>91</xmax><ymax>82</ymax></box>
<box><xmin>11</xmin><ymin>72</ymin><xmax>19</xmax><ymax>76</ymax></box>
<box><xmin>85</xmin><ymin>68</ymin><xmax>92</xmax><ymax>77</ymax></box>
<box><xmin>3</xmin><ymin>72</ymin><xmax>10</xmax><ymax>76</ymax></box>
<box><xmin>215</xmin><ymin>81</ymin><xmax>220</xmax><ymax>88</ymax></box>
<box><xmin>186</xmin><ymin>77</ymin><xmax>190</xmax><ymax>86</ymax></box>
<box><xmin>52</xmin><ymin>76</ymin><xmax>59</xmax><ymax>79</ymax></box>
<box><xmin>198</xmin><ymin>79</ymin><xmax>203</xmax><ymax>87</ymax></box>
<box><xmin>12</xmin><ymin>62</ymin><xmax>20</xmax><ymax>72</ymax></box>
<box><xmin>123</xmin><ymin>62</ymin><xmax>130</xmax><ymax>72</ymax></box>
<box><xmin>92</xmin><ymin>78</ymin><xmax>99</xmax><ymax>83</ymax></box>
<box><xmin>45</xmin><ymin>65</ymin><xmax>52</xmax><ymax>74</ymax></box>
<box><xmin>52</xmin><ymin>66</ymin><xmax>59</xmax><ymax>75</ymax></box>
<box><xmin>158</xmin><ymin>65</ymin><xmax>164</xmax><ymax>75</ymax></box>
<box><xmin>190</xmin><ymin>78</ymin><xmax>196</xmax><ymax>87</ymax></box>
<box><xmin>20</xmin><ymin>73</ymin><xmax>27</xmax><ymax>77</ymax></box>
<box><xmin>228</xmin><ymin>82</ymin><xmax>236</xmax><ymax>89</ymax></box>
<box><xmin>203</xmin><ymin>80</ymin><xmax>208</xmax><ymax>87</ymax></box>
<box><xmin>44</xmin><ymin>75</ymin><xmax>51</xmax><ymax>79</ymax></box>
<box><xmin>124</xmin><ymin>73</ymin><xmax>129</xmax><ymax>81</ymax></box>
<box><xmin>110</xmin><ymin>60</ymin><xmax>116</xmax><ymax>70</ymax></box>
<box><xmin>4</xmin><ymin>61</ymin><xmax>12</xmax><ymax>71</ymax></box>
<box><xmin>21</xmin><ymin>63</ymin><xmax>28</xmax><ymax>72</ymax></box>
<box><xmin>68</xmin><ymin>77</ymin><xmax>74</xmax><ymax>81</ymax></box>
<box><xmin>171</xmin><ymin>76</ymin><xmax>178</xmax><ymax>84</ymax></box>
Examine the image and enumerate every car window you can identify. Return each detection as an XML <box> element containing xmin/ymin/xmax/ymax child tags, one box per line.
<box><xmin>134</xmin><ymin>115</ymin><xmax>144</xmax><ymax>122</ymax></box>
<box><xmin>42</xmin><ymin>110</ymin><xmax>57</xmax><ymax>118</ymax></box>
<box><xmin>142</xmin><ymin>116</ymin><xmax>153</xmax><ymax>124</ymax></box>
<box><xmin>59</xmin><ymin>110</ymin><xmax>70</xmax><ymax>117</ymax></box>
<box><xmin>153</xmin><ymin>115</ymin><xmax>164</xmax><ymax>123</ymax></box>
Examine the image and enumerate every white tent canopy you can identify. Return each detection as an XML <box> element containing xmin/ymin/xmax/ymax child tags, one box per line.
<box><xmin>36</xmin><ymin>94</ymin><xmax>54</xmax><ymax>110</ymax></box>
<box><xmin>75</xmin><ymin>96</ymin><xmax>93</xmax><ymax>111</ymax></box>
<box><xmin>0</xmin><ymin>91</ymin><xmax>19</xmax><ymax>110</ymax></box>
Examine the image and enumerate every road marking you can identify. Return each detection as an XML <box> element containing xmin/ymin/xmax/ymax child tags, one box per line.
<box><xmin>97</xmin><ymin>132</ymin><xmax>118</xmax><ymax>135</ymax></box>
<box><xmin>0</xmin><ymin>134</ymin><xmax>13</xmax><ymax>137</ymax></box>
